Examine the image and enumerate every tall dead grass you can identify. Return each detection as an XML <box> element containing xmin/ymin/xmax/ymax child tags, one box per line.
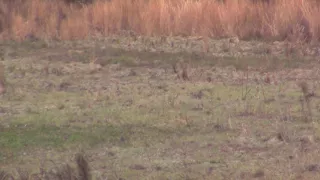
<box><xmin>1</xmin><ymin>0</ymin><xmax>320</xmax><ymax>41</ymax></box>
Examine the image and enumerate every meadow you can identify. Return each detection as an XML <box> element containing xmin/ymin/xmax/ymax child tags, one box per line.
<box><xmin>1</xmin><ymin>0</ymin><xmax>320</xmax><ymax>179</ymax></box>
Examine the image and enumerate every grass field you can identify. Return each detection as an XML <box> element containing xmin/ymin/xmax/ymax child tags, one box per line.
<box><xmin>1</xmin><ymin>35</ymin><xmax>320</xmax><ymax>179</ymax></box>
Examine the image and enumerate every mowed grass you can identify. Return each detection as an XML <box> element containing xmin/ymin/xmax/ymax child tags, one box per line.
<box><xmin>1</xmin><ymin>39</ymin><xmax>320</xmax><ymax>179</ymax></box>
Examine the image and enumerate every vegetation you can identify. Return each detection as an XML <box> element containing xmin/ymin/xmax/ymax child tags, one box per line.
<box><xmin>1</xmin><ymin>0</ymin><xmax>320</xmax><ymax>179</ymax></box>
<box><xmin>0</xmin><ymin>0</ymin><xmax>319</xmax><ymax>41</ymax></box>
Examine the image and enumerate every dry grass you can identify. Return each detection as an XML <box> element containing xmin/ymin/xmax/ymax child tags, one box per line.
<box><xmin>1</xmin><ymin>39</ymin><xmax>320</xmax><ymax>179</ymax></box>
<box><xmin>0</xmin><ymin>62</ymin><xmax>5</xmax><ymax>95</ymax></box>
<box><xmin>298</xmin><ymin>81</ymin><xmax>316</xmax><ymax>121</ymax></box>
<box><xmin>1</xmin><ymin>0</ymin><xmax>320</xmax><ymax>41</ymax></box>
<box><xmin>0</xmin><ymin>153</ymin><xmax>90</xmax><ymax>180</ymax></box>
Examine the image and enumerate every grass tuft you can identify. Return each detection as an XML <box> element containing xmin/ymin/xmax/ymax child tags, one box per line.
<box><xmin>0</xmin><ymin>153</ymin><xmax>91</xmax><ymax>180</ymax></box>
<box><xmin>0</xmin><ymin>170</ymin><xmax>11</xmax><ymax>180</ymax></box>
<box><xmin>76</xmin><ymin>153</ymin><xmax>90</xmax><ymax>180</ymax></box>
<box><xmin>298</xmin><ymin>81</ymin><xmax>315</xmax><ymax>121</ymax></box>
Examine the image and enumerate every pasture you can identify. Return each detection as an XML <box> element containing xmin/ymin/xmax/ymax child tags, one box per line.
<box><xmin>1</xmin><ymin>35</ymin><xmax>320</xmax><ymax>179</ymax></box>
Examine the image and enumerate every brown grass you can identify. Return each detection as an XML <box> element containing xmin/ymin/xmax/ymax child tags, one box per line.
<box><xmin>0</xmin><ymin>63</ymin><xmax>5</xmax><ymax>95</ymax></box>
<box><xmin>0</xmin><ymin>153</ymin><xmax>90</xmax><ymax>180</ymax></box>
<box><xmin>1</xmin><ymin>0</ymin><xmax>320</xmax><ymax>41</ymax></box>
<box><xmin>298</xmin><ymin>81</ymin><xmax>316</xmax><ymax>121</ymax></box>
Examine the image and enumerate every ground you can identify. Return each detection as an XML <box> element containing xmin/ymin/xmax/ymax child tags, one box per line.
<box><xmin>1</xmin><ymin>35</ymin><xmax>320</xmax><ymax>179</ymax></box>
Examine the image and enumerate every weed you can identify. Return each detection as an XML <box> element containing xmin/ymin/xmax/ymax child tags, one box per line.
<box><xmin>298</xmin><ymin>81</ymin><xmax>315</xmax><ymax>122</ymax></box>
<box><xmin>0</xmin><ymin>153</ymin><xmax>90</xmax><ymax>180</ymax></box>
<box><xmin>0</xmin><ymin>170</ymin><xmax>12</xmax><ymax>180</ymax></box>
<box><xmin>203</xmin><ymin>36</ymin><xmax>209</xmax><ymax>53</ymax></box>
<box><xmin>41</xmin><ymin>62</ymin><xmax>51</xmax><ymax>76</ymax></box>
<box><xmin>76</xmin><ymin>153</ymin><xmax>90</xmax><ymax>180</ymax></box>
<box><xmin>172</xmin><ymin>63</ymin><xmax>179</xmax><ymax>74</ymax></box>
<box><xmin>16</xmin><ymin>168</ymin><xmax>29</xmax><ymax>180</ymax></box>
<box><xmin>252</xmin><ymin>169</ymin><xmax>265</xmax><ymax>178</ymax></box>
<box><xmin>173</xmin><ymin>61</ymin><xmax>190</xmax><ymax>81</ymax></box>
<box><xmin>89</xmin><ymin>55</ymin><xmax>101</xmax><ymax>74</ymax></box>
<box><xmin>241</xmin><ymin>68</ymin><xmax>251</xmax><ymax>100</ymax></box>
<box><xmin>181</xmin><ymin>62</ymin><xmax>190</xmax><ymax>81</ymax></box>
<box><xmin>0</xmin><ymin>62</ymin><xmax>5</xmax><ymax>95</ymax></box>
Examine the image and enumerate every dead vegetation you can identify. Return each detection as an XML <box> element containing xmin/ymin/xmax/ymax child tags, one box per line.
<box><xmin>173</xmin><ymin>61</ymin><xmax>190</xmax><ymax>81</ymax></box>
<box><xmin>1</xmin><ymin>39</ymin><xmax>320</xmax><ymax>179</ymax></box>
<box><xmin>0</xmin><ymin>63</ymin><xmax>5</xmax><ymax>95</ymax></box>
<box><xmin>0</xmin><ymin>0</ymin><xmax>320</xmax><ymax>41</ymax></box>
<box><xmin>0</xmin><ymin>13</ymin><xmax>320</xmax><ymax>177</ymax></box>
<box><xmin>0</xmin><ymin>153</ymin><xmax>90</xmax><ymax>180</ymax></box>
<box><xmin>298</xmin><ymin>81</ymin><xmax>316</xmax><ymax>122</ymax></box>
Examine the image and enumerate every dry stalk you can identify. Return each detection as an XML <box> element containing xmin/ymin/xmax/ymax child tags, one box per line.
<box><xmin>241</xmin><ymin>67</ymin><xmax>251</xmax><ymax>100</ymax></box>
<box><xmin>172</xmin><ymin>62</ymin><xmax>179</xmax><ymax>74</ymax></box>
<box><xmin>42</xmin><ymin>62</ymin><xmax>50</xmax><ymax>76</ymax></box>
<box><xmin>298</xmin><ymin>81</ymin><xmax>315</xmax><ymax>122</ymax></box>
<box><xmin>168</xmin><ymin>93</ymin><xmax>179</xmax><ymax>108</ymax></box>
<box><xmin>89</xmin><ymin>56</ymin><xmax>101</xmax><ymax>74</ymax></box>
<box><xmin>173</xmin><ymin>61</ymin><xmax>190</xmax><ymax>81</ymax></box>
<box><xmin>203</xmin><ymin>36</ymin><xmax>209</xmax><ymax>53</ymax></box>
<box><xmin>16</xmin><ymin>168</ymin><xmax>29</xmax><ymax>180</ymax></box>
<box><xmin>227</xmin><ymin>115</ymin><xmax>233</xmax><ymax>130</ymax></box>
<box><xmin>0</xmin><ymin>171</ymin><xmax>11</xmax><ymax>180</ymax></box>
<box><xmin>181</xmin><ymin>62</ymin><xmax>189</xmax><ymax>81</ymax></box>
<box><xmin>56</xmin><ymin>164</ymin><xmax>75</xmax><ymax>180</ymax></box>
<box><xmin>76</xmin><ymin>153</ymin><xmax>90</xmax><ymax>180</ymax></box>
<box><xmin>0</xmin><ymin>153</ymin><xmax>91</xmax><ymax>180</ymax></box>
<box><xmin>0</xmin><ymin>62</ymin><xmax>5</xmax><ymax>95</ymax></box>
